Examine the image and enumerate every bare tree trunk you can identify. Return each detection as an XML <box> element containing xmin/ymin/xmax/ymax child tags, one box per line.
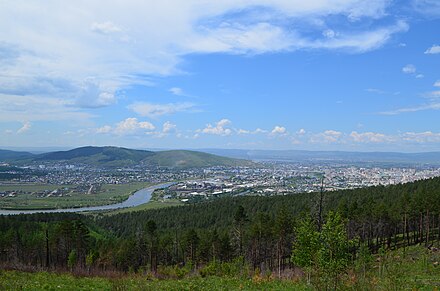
<box><xmin>426</xmin><ymin>210</ymin><xmax>430</xmax><ymax>246</ymax></box>
<box><xmin>45</xmin><ymin>228</ymin><xmax>50</xmax><ymax>269</ymax></box>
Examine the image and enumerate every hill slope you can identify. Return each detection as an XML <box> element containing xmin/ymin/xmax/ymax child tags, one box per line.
<box><xmin>0</xmin><ymin>149</ymin><xmax>34</xmax><ymax>161</ymax></box>
<box><xmin>34</xmin><ymin>146</ymin><xmax>154</xmax><ymax>167</ymax></box>
<box><xmin>145</xmin><ymin>150</ymin><xmax>254</xmax><ymax>168</ymax></box>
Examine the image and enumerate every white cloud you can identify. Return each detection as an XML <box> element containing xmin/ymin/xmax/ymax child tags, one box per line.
<box><xmin>237</xmin><ymin>129</ymin><xmax>250</xmax><ymax>134</ymax></box>
<box><xmin>323</xmin><ymin>130</ymin><xmax>342</xmax><ymax>142</ymax></box>
<box><xmin>91</xmin><ymin>21</ymin><xmax>122</xmax><ymax>34</ymax></box>
<box><xmin>297</xmin><ymin>128</ymin><xmax>306</xmax><ymax>135</ymax></box>
<box><xmin>114</xmin><ymin>117</ymin><xmax>155</xmax><ymax>135</ymax></box>
<box><xmin>414</xmin><ymin>0</ymin><xmax>440</xmax><ymax>16</ymax></box>
<box><xmin>162</xmin><ymin>121</ymin><xmax>176</xmax><ymax>133</ymax></box>
<box><xmin>415</xmin><ymin>74</ymin><xmax>424</xmax><ymax>79</ymax></box>
<box><xmin>0</xmin><ymin>1</ymin><xmax>404</xmax><ymax>110</ymax></box>
<box><xmin>271</xmin><ymin>126</ymin><xmax>287</xmax><ymax>135</ymax></box>
<box><xmin>301</xmin><ymin>21</ymin><xmax>408</xmax><ymax>53</ymax></box>
<box><xmin>425</xmin><ymin>45</ymin><xmax>440</xmax><ymax>54</ymax></box>
<box><xmin>253</xmin><ymin>128</ymin><xmax>268</xmax><ymax>134</ymax></box>
<box><xmin>426</xmin><ymin>91</ymin><xmax>440</xmax><ymax>99</ymax></box>
<box><xmin>236</xmin><ymin>127</ymin><xmax>270</xmax><ymax>134</ymax></box>
<box><xmin>128</xmin><ymin>102</ymin><xmax>194</xmax><ymax>118</ymax></box>
<box><xmin>402</xmin><ymin>64</ymin><xmax>416</xmax><ymax>74</ymax></box>
<box><xmin>17</xmin><ymin>122</ymin><xmax>31</xmax><ymax>134</ymax></box>
<box><xmin>350</xmin><ymin>131</ymin><xmax>391</xmax><ymax>143</ymax></box>
<box><xmin>74</xmin><ymin>79</ymin><xmax>117</xmax><ymax>108</ymax></box>
<box><xmin>434</xmin><ymin>80</ymin><xmax>440</xmax><ymax>87</ymax></box>
<box><xmin>96</xmin><ymin>125</ymin><xmax>112</xmax><ymax>134</ymax></box>
<box><xmin>201</xmin><ymin>119</ymin><xmax>232</xmax><ymax>136</ymax></box>
<box><xmin>402</xmin><ymin>131</ymin><xmax>440</xmax><ymax>143</ymax></box>
<box><xmin>366</xmin><ymin>88</ymin><xmax>385</xmax><ymax>94</ymax></box>
<box><xmin>322</xmin><ymin>29</ymin><xmax>336</xmax><ymax>38</ymax></box>
<box><xmin>379</xmin><ymin>102</ymin><xmax>440</xmax><ymax>115</ymax></box>
<box><xmin>0</xmin><ymin>94</ymin><xmax>94</xmax><ymax>122</ymax></box>
<box><xmin>169</xmin><ymin>87</ymin><xmax>184</xmax><ymax>96</ymax></box>
<box><xmin>311</xmin><ymin>130</ymin><xmax>343</xmax><ymax>143</ymax></box>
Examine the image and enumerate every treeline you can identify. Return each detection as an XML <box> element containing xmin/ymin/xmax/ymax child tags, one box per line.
<box><xmin>0</xmin><ymin>177</ymin><xmax>439</xmax><ymax>286</ymax></box>
<box><xmin>96</xmin><ymin>176</ymin><xmax>440</xmax><ymax>250</ymax></box>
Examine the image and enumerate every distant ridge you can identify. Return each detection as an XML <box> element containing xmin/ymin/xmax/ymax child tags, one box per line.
<box><xmin>198</xmin><ymin>149</ymin><xmax>440</xmax><ymax>165</ymax></box>
<box><xmin>0</xmin><ymin>146</ymin><xmax>253</xmax><ymax>168</ymax></box>
<box><xmin>0</xmin><ymin>149</ymin><xmax>34</xmax><ymax>161</ymax></box>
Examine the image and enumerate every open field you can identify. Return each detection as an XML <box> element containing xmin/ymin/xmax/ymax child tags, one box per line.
<box><xmin>0</xmin><ymin>271</ymin><xmax>309</xmax><ymax>291</ymax></box>
<box><xmin>0</xmin><ymin>182</ymin><xmax>151</xmax><ymax>210</ymax></box>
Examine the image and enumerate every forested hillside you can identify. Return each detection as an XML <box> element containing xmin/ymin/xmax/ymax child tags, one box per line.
<box><xmin>1</xmin><ymin>177</ymin><xmax>439</xmax><ymax>289</ymax></box>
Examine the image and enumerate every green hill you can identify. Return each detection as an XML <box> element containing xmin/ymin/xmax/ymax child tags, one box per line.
<box><xmin>34</xmin><ymin>146</ymin><xmax>154</xmax><ymax>167</ymax></box>
<box><xmin>0</xmin><ymin>149</ymin><xmax>34</xmax><ymax>161</ymax></box>
<box><xmin>144</xmin><ymin>150</ymin><xmax>254</xmax><ymax>168</ymax></box>
<box><xmin>9</xmin><ymin>146</ymin><xmax>253</xmax><ymax>168</ymax></box>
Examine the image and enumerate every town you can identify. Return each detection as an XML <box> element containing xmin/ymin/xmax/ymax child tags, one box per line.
<box><xmin>1</xmin><ymin>161</ymin><xmax>440</xmax><ymax>202</ymax></box>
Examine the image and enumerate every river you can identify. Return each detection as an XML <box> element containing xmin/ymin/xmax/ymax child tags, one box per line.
<box><xmin>0</xmin><ymin>182</ymin><xmax>174</xmax><ymax>215</ymax></box>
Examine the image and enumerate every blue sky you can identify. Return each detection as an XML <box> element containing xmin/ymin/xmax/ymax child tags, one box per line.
<box><xmin>1</xmin><ymin>0</ymin><xmax>440</xmax><ymax>152</ymax></box>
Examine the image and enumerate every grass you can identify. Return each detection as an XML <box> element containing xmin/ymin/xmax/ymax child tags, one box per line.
<box><xmin>348</xmin><ymin>244</ymin><xmax>440</xmax><ymax>290</ymax></box>
<box><xmin>0</xmin><ymin>182</ymin><xmax>151</xmax><ymax>210</ymax></box>
<box><xmin>1</xmin><ymin>245</ymin><xmax>439</xmax><ymax>290</ymax></box>
<box><xmin>0</xmin><ymin>271</ymin><xmax>309</xmax><ymax>290</ymax></box>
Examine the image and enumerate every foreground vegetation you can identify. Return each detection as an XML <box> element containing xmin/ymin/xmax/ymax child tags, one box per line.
<box><xmin>0</xmin><ymin>245</ymin><xmax>438</xmax><ymax>290</ymax></box>
<box><xmin>0</xmin><ymin>182</ymin><xmax>150</xmax><ymax>210</ymax></box>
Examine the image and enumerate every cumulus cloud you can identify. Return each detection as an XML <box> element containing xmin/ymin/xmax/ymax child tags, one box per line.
<box><xmin>114</xmin><ymin>118</ymin><xmax>155</xmax><ymax>135</ymax></box>
<box><xmin>237</xmin><ymin>129</ymin><xmax>250</xmax><ymax>134</ymax></box>
<box><xmin>402</xmin><ymin>64</ymin><xmax>416</xmax><ymax>74</ymax></box>
<box><xmin>323</xmin><ymin>130</ymin><xmax>343</xmax><ymax>142</ymax></box>
<box><xmin>201</xmin><ymin>119</ymin><xmax>232</xmax><ymax>136</ymax></box>
<box><xmin>253</xmin><ymin>128</ymin><xmax>268</xmax><ymax>134</ymax></box>
<box><xmin>74</xmin><ymin>79</ymin><xmax>117</xmax><ymax>108</ymax></box>
<box><xmin>311</xmin><ymin>130</ymin><xmax>343</xmax><ymax>143</ymax></box>
<box><xmin>434</xmin><ymin>80</ymin><xmax>440</xmax><ymax>87</ymax></box>
<box><xmin>271</xmin><ymin>126</ymin><xmax>287</xmax><ymax>135</ymax></box>
<box><xmin>162</xmin><ymin>121</ymin><xmax>176</xmax><ymax>133</ymax></box>
<box><xmin>297</xmin><ymin>128</ymin><xmax>306</xmax><ymax>135</ymax></box>
<box><xmin>17</xmin><ymin>122</ymin><xmax>31</xmax><ymax>134</ymax></box>
<box><xmin>96</xmin><ymin>125</ymin><xmax>112</xmax><ymax>134</ymax></box>
<box><xmin>425</xmin><ymin>45</ymin><xmax>440</xmax><ymax>54</ymax></box>
<box><xmin>128</xmin><ymin>102</ymin><xmax>194</xmax><ymax>118</ymax></box>
<box><xmin>402</xmin><ymin>131</ymin><xmax>440</xmax><ymax>143</ymax></box>
<box><xmin>350</xmin><ymin>131</ymin><xmax>392</xmax><ymax>143</ymax></box>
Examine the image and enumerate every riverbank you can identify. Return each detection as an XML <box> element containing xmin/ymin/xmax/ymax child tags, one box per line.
<box><xmin>0</xmin><ymin>182</ymin><xmax>174</xmax><ymax>215</ymax></box>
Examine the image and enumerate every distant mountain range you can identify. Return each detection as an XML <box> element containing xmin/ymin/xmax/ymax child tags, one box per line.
<box><xmin>198</xmin><ymin>149</ymin><xmax>440</xmax><ymax>165</ymax></box>
<box><xmin>0</xmin><ymin>146</ymin><xmax>254</xmax><ymax>168</ymax></box>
